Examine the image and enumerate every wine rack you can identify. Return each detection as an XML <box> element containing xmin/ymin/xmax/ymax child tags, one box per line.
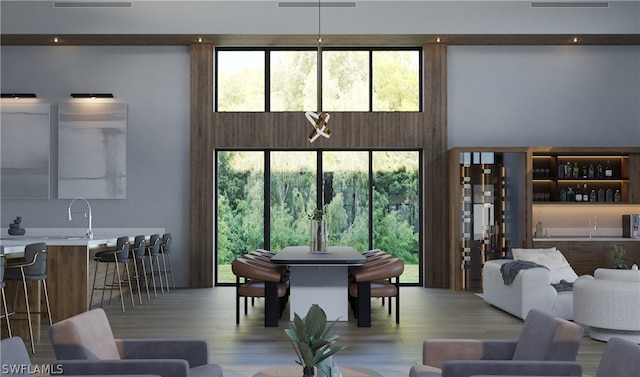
<box><xmin>457</xmin><ymin>151</ymin><xmax>506</xmax><ymax>290</ymax></box>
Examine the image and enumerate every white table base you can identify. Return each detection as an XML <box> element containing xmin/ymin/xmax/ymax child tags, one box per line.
<box><xmin>288</xmin><ymin>265</ymin><xmax>349</xmax><ymax>321</ymax></box>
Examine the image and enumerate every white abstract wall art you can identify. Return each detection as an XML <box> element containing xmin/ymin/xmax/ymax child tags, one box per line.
<box><xmin>58</xmin><ymin>102</ymin><xmax>127</xmax><ymax>199</ymax></box>
<box><xmin>1</xmin><ymin>102</ymin><xmax>51</xmax><ymax>199</ymax></box>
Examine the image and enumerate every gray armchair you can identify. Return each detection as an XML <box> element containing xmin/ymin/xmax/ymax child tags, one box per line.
<box><xmin>0</xmin><ymin>336</ymin><xmax>158</xmax><ymax>377</ymax></box>
<box><xmin>408</xmin><ymin>309</ymin><xmax>583</xmax><ymax>377</ymax></box>
<box><xmin>470</xmin><ymin>336</ymin><xmax>640</xmax><ymax>377</ymax></box>
<box><xmin>48</xmin><ymin>308</ymin><xmax>223</xmax><ymax>377</ymax></box>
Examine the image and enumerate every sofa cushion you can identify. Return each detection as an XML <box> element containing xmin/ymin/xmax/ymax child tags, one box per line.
<box><xmin>512</xmin><ymin>248</ymin><xmax>578</xmax><ymax>284</ymax></box>
<box><xmin>49</xmin><ymin>308</ymin><xmax>121</xmax><ymax>360</ymax></box>
<box><xmin>513</xmin><ymin>309</ymin><xmax>582</xmax><ymax>361</ymax></box>
<box><xmin>594</xmin><ymin>268</ymin><xmax>640</xmax><ymax>282</ymax></box>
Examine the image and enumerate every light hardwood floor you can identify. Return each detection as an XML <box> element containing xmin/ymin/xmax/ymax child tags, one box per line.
<box><xmin>25</xmin><ymin>287</ymin><xmax>605</xmax><ymax>377</ymax></box>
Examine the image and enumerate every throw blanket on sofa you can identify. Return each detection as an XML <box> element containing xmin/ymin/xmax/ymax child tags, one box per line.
<box><xmin>552</xmin><ymin>280</ymin><xmax>574</xmax><ymax>292</ymax></box>
<box><xmin>499</xmin><ymin>260</ymin><xmax>547</xmax><ymax>285</ymax></box>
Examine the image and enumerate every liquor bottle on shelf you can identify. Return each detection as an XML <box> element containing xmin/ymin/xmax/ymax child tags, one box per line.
<box><xmin>588</xmin><ymin>164</ymin><xmax>595</xmax><ymax>178</ymax></box>
<box><xmin>614</xmin><ymin>189</ymin><xmax>622</xmax><ymax>202</ymax></box>
<box><xmin>573</xmin><ymin>162</ymin><xmax>580</xmax><ymax>178</ymax></box>
<box><xmin>582</xmin><ymin>184</ymin><xmax>589</xmax><ymax>202</ymax></box>
<box><xmin>582</xmin><ymin>166</ymin><xmax>588</xmax><ymax>179</ymax></box>
<box><xmin>597</xmin><ymin>162</ymin><xmax>604</xmax><ymax>178</ymax></box>
<box><xmin>598</xmin><ymin>188</ymin><xmax>605</xmax><ymax>202</ymax></box>
<box><xmin>575</xmin><ymin>185</ymin><xmax>582</xmax><ymax>202</ymax></box>
<box><xmin>605</xmin><ymin>160</ymin><xmax>613</xmax><ymax>177</ymax></box>
<box><xmin>567</xmin><ymin>186</ymin><xmax>574</xmax><ymax>202</ymax></box>
<box><xmin>557</xmin><ymin>162</ymin><xmax>565</xmax><ymax>178</ymax></box>
<box><xmin>606</xmin><ymin>188</ymin><xmax>613</xmax><ymax>202</ymax></box>
<box><xmin>559</xmin><ymin>186</ymin><xmax>567</xmax><ymax>202</ymax></box>
<box><xmin>564</xmin><ymin>162</ymin><xmax>572</xmax><ymax>178</ymax></box>
<box><xmin>589</xmin><ymin>189</ymin><xmax>597</xmax><ymax>202</ymax></box>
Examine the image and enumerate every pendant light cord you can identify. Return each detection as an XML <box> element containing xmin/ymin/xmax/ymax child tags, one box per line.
<box><xmin>317</xmin><ymin>0</ymin><xmax>323</xmax><ymax>113</ymax></box>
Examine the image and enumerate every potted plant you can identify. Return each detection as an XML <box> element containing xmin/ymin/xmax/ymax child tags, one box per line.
<box><xmin>610</xmin><ymin>244</ymin><xmax>628</xmax><ymax>269</ymax></box>
<box><xmin>285</xmin><ymin>304</ymin><xmax>346</xmax><ymax>377</ymax></box>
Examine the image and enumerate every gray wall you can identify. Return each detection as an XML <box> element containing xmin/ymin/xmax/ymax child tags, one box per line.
<box><xmin>448</xmin><ymin>45</ymin><xmax>640</xmax><ymax>148</ymax></box>
<box><xmin>2</xmin><ymin>44</ymin><xmax>639</xmax><ymax>287</ymax></box>
<box><xmin>0</xmin><ymin>46</ymin><xmax>192</xmax><ymax>286</ymax></box>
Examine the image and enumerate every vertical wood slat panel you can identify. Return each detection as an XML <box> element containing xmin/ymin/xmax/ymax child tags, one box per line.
<box><xmin>423</xmin><ymin>44</ymin><xmax>448</xmax><ymax>288</ymax></box>
<box><xmin>189</xmin><ymin>44</ymin><xmax>214</xmax><ymax>288</ymax></box>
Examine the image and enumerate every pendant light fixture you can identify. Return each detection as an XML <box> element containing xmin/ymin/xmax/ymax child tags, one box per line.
<box><xmin>306</xmin><ymin>0</ymin><xmax>331</xmax><ymax>143</ymax></box>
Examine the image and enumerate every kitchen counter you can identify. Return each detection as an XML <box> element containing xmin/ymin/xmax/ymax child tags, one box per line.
<box><xmin>0</xmin><ymin>228</ymin><xmax>163</xmax><ymax>257</ymax></box>
<box><xmin>0</xmin><ymin>227</ymin><xmax>164</xmax><ymax>338</ymax></box>
<box><xmin>534</xmin><ymin>237</ymin><xmax>640</xmax><ymax>242</ymax></box>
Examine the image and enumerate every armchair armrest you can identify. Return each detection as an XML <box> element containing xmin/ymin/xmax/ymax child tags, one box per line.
<box><xmin>423</xmin><ymin>340</ymin><xmax>517</xmax><ymax>368</ymax></box>
<box><xmin>53</xmin><ymin>359</ymin><xmax>189</xmax><ymax>377</ymax></box>
<box><xmin>442</xmin><ymin>360</ymin><xmax>581</xmax><ymax>377</ymax></box>
<box><xmin>116</xmin><ymin>339</ymin><xmax>209</xmax><ymax>367</ymax></box>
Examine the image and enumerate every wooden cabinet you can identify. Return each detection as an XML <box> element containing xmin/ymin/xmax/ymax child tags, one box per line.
<box><xmin>449</xmin><ymin>147</ymin><xmax>640</xmax><ymax>291</ymax></box>
<box><xmin>534</xmin><ymin>239</ymin><xmax>640</xmax><ymax>276</ymax></box>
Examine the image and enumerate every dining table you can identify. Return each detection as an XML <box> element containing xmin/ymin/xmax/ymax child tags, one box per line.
<box><xmin>271</xmin><ymin>246</ymin><xmax>366</xmax><ymax>321</ymax></box>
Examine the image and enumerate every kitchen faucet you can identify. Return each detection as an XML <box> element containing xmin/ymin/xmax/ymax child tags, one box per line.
<box><xmin>67</xmin><ymin>197</ymin><xmax>93</xmax><ymax>239</ymax></box>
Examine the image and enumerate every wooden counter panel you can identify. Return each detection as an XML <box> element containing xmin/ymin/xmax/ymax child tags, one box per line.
<box><xmin>47</xmin><ymin>245</ymin><xmax>89</xmax><ymax>322</ymax></box>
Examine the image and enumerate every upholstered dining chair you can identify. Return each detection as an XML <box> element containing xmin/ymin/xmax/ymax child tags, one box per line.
<box><xmin>231</xmin><ymin>256</ymin><xmax>288</xmax><ymax>327</ymax></box>
<box><xmin>48</xmin><ymin>308</ymin><xmax>223</xmax><ymax>377</ymax></box>
<box><xmin>408</xmin><ymin>309</ymin><xmax>584</xmax><ymax>377</ymax></box>
<box><xmin>349</xmin><ymin>256</ymin><xmax>404</xmax><ymax>327</ymax></box>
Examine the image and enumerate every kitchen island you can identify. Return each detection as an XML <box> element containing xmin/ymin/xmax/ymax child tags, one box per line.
<box><xmin>1</xmin><ymin>228</ymin><xmax>164</xmax><ymax>337</ymax></box>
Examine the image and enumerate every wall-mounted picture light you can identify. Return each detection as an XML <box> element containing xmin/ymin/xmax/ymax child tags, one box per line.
<box><xmin>70</xmin><ymin>93</ymin><xmax>114</xmax><ymax>99</ymax></box>
<box><xmin>1</xmin><ymin>93</ymin><xmax>37</xmax><ymax>99</ymax></box>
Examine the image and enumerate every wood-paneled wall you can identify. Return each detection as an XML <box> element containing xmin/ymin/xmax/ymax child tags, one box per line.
<box><xmin>189</xmin><ymin>44</ymin><xmax>450</xmax><ymax>288</ymax></box>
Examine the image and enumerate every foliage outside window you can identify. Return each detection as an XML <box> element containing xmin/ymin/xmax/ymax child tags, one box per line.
<box><xmin>215</xmin><ymin>150</ymin><xmax>421</xmax><ymax>284</ymax></box>
<box><xmin>216</xmin><ymin>48</ymin><xmax>420</xmax><ymax>112</ymax></box>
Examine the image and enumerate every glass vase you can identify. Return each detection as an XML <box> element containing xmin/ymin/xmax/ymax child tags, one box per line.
<box><xmin>310</xmin><ymin>220</ymin><xmax>328</xmax><ymax>252</ymax></box>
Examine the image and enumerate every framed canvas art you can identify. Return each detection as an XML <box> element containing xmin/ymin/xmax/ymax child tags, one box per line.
<box><xmin>58</xmin><ymin>102</ymin><xmax>127</xmax><ymax>199</ymax></box>
<box><xmin>1</xmin><ymin>102</ymin><xmax>51</xmax><ymax>199</ymax></box>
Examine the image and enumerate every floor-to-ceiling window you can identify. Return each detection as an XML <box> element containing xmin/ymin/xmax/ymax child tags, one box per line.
<box><xmin>216</xmin><ymin>150</ymin><xmax>422</xmax><ymax>285</ymax></box>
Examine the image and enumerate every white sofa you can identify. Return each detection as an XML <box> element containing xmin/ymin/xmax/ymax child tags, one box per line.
<box><xmin>483</xmin><ymin>259</ymin><xmax>574</xmax><ymax>320</ymax></box>
<box><xmin>574</xmin><ymin>268</ymin><xmax>640</xmax><ymax>343</ymax></box>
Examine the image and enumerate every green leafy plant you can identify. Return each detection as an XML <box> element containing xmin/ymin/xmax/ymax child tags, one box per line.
<box><xmin>285</xmin><ymin>304</ymin><xmax>346</xmax><ymax>376</ymax></box>
<box><xmin>611</xmin><ymin>244</ymin><xmax>628</xmax><ymax>269</ymax></box>
<box><xmin>307</xmin><ymin>207</ymin><xmax>326</xmax><ymax>222</ymax></box>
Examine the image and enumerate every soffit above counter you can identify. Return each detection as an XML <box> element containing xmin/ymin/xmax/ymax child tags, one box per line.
<box><xmin>2</xmin><ymin>33</ymin><xmax>640</xmax><ymax>46</ymax></box>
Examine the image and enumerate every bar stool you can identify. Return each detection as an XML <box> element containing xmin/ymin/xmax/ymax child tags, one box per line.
<box><xmin>145</xmin><ymin>234</ymin><xmax>163</xmax><ymax>296</ymax></box>
<box><xmin>4</xmin><ymin>242</ymin><xmax>51</xmax><ymax>354</ymax></box>
<box><xmin>127</xmin><ymin>235</ymin><xmax>147</xmax><ymax>304</ymax></box>
<box><xmin>89</xmin><ymin>236</ymin><xmax>135</xmax><ymax>312</ymax></box>
<box><xmin>0</xmin><ymin>254</ymin><xmax>12</xmax><ymax>338</ymax></box>
<box><xmin>160</xmin><ymin>233</ymin><xmax>176</xmax><ymax>290</ymax></box>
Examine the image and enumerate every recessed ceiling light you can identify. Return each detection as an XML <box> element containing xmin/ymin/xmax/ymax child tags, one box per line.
<box><xmin>572</xmin><ymin>37</ymin><xmax>579</xmax><ymax>43</ymax></box>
